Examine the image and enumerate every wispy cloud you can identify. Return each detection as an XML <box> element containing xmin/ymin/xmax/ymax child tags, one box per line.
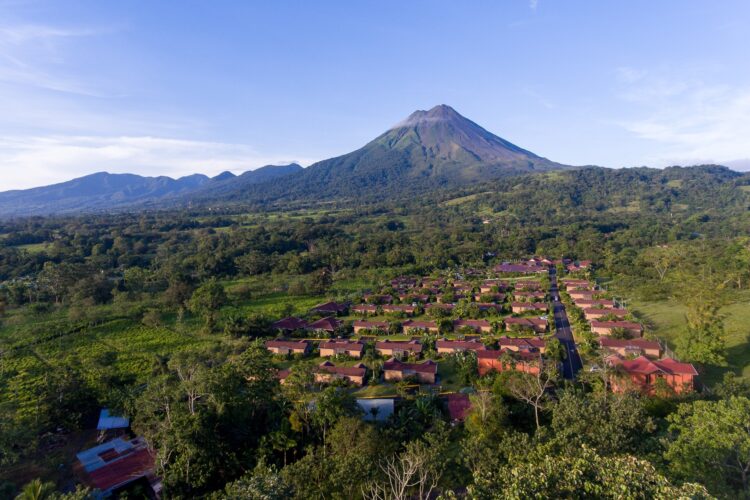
<box><xmin>529</xmin><ymin>0</ymin><xmax>539</xmax><ymax>11</ymax></box>
<box><xmin>615</xmin><ymin>67</ymin><xmax>750</xmax><ymax>168</ymax></box>
<box><xmin>0</xmin><ymin>22</ymin><xmax>113</xmax><ymax>95</ymax></box>
<box><xmin>0</xmin><ymin>135</ymin><xmax>316</xmax><ymax>191</ymax></box>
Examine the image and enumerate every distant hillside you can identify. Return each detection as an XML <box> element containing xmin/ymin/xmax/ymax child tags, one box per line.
<box><xmin>0</xmin><ymin>164</ymin><xmax>303</xmax><ymax>217</ymax></box>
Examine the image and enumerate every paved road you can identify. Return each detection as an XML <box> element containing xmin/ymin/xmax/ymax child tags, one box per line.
<box><xmin>549</xmin><ymin>268</ymin><xmax>583</xmax><ymax>379</ymax></box>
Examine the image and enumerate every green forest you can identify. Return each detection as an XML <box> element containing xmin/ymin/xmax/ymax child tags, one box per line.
<box><xmin>2</xmin><ymin>165</ymin><xmax>750</xmax><ymax>499</ymax></box>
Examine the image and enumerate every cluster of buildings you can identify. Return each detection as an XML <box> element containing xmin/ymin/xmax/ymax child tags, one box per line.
<box><xmin>561</xmin><ymin>278</ymin><xmax>697</xmax><ymax>394</ymax></box>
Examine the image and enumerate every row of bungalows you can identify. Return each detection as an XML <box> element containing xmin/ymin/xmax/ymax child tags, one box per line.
<box><xmin>568</xmin><ymin>289</ymin><xmax>604</xmax><ymax>301</ymax></box>
<box><xmin>353</xmin><ymin>320</ymin><xmax>390</xmax><ymax>334</ymax></box>
<box><xmin>436</xmin><ymin>338</ymin><xmax>487</xmax><ymax>354</ymax></box>
<box><xmin>272</xmin><ymin>316</ymin><xmax>344</xmax><ymax>334</ymax></box>
<box><xmin>383</xmin><ymin>358</ymin><xmax>438</xmax><ymax>384</ymax></box>
<box><xmin>591</xmin><ymin>320</ymin><xmax>644</xmax><ymax>337</ymax></box>
<box><xmin>354</xmin><ymin>304</ymin><xmax>419</xmax><ymax>316</ymax></box>
<box><xmin>424</xmin><ymin>303</ymin><xmax>454</xmax><ymax>313</ymax></box>
<box><xmin>319</xmin><ymin>339</ymin><xmax>365</xmax><ymax>358</ymax></box>
<box><xmin>453</xmin><ymin>319</ymin><xmax>493</xmax><ymax>333</ymax></box>
<box><xmin>504</xmin><ymin>316</ymin><xmax>548</xmax><ymax>334</ymax></box>
<box><xmin>574</xmin><ymin>298</ymin><xmax>616</xmax><ymax>309</ymax></box>
<box><xmin>514</xmin><ymin>280</ymin><xmax>542</xmax><ymax>291</ymax></box>
<box><xmin>311</xmin><ymin>301</ymin><xmax>351</xmax><ymax>316</ymax></box>
<box><xmin>513</xmin><ymin>290</ymin><xmax>546</xmax><ymax>301</ymax></box>
<box><xmin>314</xmin><ymin>361</ymin><xmax>367</xmax><ymax>386</ymax></box>
<box><xmin>511</xmin><ymin>301</ymin><xmax>548</xmax><ymax>314</ymax></box>
<box><xmin>266</xmin><ymin>339</ymin><xmax>312</xmax><ymax>356</ymax></box>
<box><xmin>398</xmin><ymin>293</ymin><xmax>431</xmax><ymax>303</ymax></box>
<box><xmin>598</xmin><ymin>337</ymin><xmax>661</xmax><ymax>358</ymax></box>
<box><xmin>437</xmin><ymin>336</ymin><xmax>547</xmax><ymax>355</ymax></box>
<box><xmin>582</xmin><ymin>308</ymin><xmax>629</xmax><ymax>321</ymax></box>
<box><xmin>567</xmin><ymin>260</ymin><xmax>592</xmax><ymax>273</ymax></box>
<box><xmin>605</xmin><ymin>354</ymin><xmax>697</xmax><ymax>394</ymax></box>
<box><xmin>477</xmin><ymin>349</ymin><xmax>546</xmax><ymax>376</ymax></box>
<box><xmin>402</xmin><ymin>319</ymin><xmax>441</xmax><ymax>334</ymax></box>
<box><xmin>474</xmin><ymin>292</ymin><xmax>506</xmax><ymax>303</ymax></box>
<box><xmin>375</xmin><ymin>339</ymin><xmax>423</xmax><ymax>357</ymax></box>
<box><xmin>479</xmin><ymin>280</ymin><xmax>510</xmax><ymax>293</ymax></box>
<box><xmin>560</xmin><ymin>279</ymin><xmax>595</xmax><ymax>291</ymax></box>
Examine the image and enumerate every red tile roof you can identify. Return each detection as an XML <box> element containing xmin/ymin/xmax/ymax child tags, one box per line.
<box><xmin>265</xmin><ymin>339</ymin><xmax>311</xmax><ymax>350</ymax></box>
<box><xmin>614</xmin><ymin>355</ymin><xmax>698</xmax><ymax>376</ymax></box>
<box><xmin>436</xmin><ymin>339</ymin><xmax>487</xmax><ymax>351</ymax></box>
<box><xmin>352</xmin><ymin>320</ymin><xmax>389</xmax><ymax>330</ymax></box>
<box><xmin>316</xmin><ymin>361</ymin><xmax>366</xmax><ymax>377</ymax></box>
<box><xmin>272</xmin><ymin>317</ymin><xmax>308</xmax><ymax>330</ymax></box>
<box><xmin>584</xmin><ymin>308</ymin><xmax>628</xmax><ymax>316</ymax></box>
<box><xmin>497</xmin><ymin>336</ymin><xmax>546</xmax><ymax>350</ymax></box>
<box><xmin>504</xmin><ymin>317</ymin><xmax>547</xmax><ymax>326</ymax></box>
<box><xmin>511</xmin><ymin>301</ymin><xmax>547</xmax><ymax>309</ymax></box>
<box><xmin>376</xmin><ymin>340</ymin><xmax>423</xmax><ymax>353</ymax></box>
<box><xmin>598</xmin><ymin>338</ymin><xmax>659</xmax><ymax>350</ymax></box>
<box><xmin>311</xmin><ymin>301</ymin><xmax>349</xmax><ymax>314</ymax></box>
<box><xmin>402</xmin><ymin>320</ymin><xmax>438</xmax><ymax>330</ymax></box>
<box><xmin>383</xmin><ymin>358</ymin><xmax>437</xmax><ymax>374</ymax></box>
<box><xmin>308</xmin><ymin>316</ymin><xmax>343</xmax><ymax>331</ymax></box>
<box><xmin>444</xmin><ymin>393</ymin><xmax>472</xmax><ymax>421</ymax></box>
<box><xmin>453</xmin><ymin>319</ymin><xmax>492</xmax><ymax>329</ymax></box>
<box><xmin>319</xmin><ymin>339</ymin><xmax>365</xmax><ymax>352</ymax></box>
<box><xmin>590</xmin><ymin>320</ymin><xmax>642</xmax><ymax>330</ymax></box>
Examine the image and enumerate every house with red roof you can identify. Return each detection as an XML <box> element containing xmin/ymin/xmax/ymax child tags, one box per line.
<box><xmin>513</xmin><ymin>290</ymin><xmax>546</xmax><ymax>301</ymax></box>
<box><xmin>474</xmin><ymin>292</ymin><xmax>505</xmax><ymax>302</ymax></box>
<box><xmin>381</xmin><ymin>304</ymin><xmax>417</xmax><ymax>316</ymax></box>
<box><xmin>561</xmin><ymin>279</ymin><xmax>593</xmax><ymax>290</ymax></box>
<box><xmin>574</xmin><ymin>299</ymin><xmax>616</xmax><ymax>309</ymax></box>
<box><xmin>265</xmin><ymin>339</ymin><xmax>312</xmax><ymax>356</ymax></box>
<box><xmin>606</xmin><ymin>355</ymin><xmax>697</xmax><ymax>394</ymax></box>
<box><xmin>352</xmin><ymin>304</ymin><xmax>379</xmax><ymax>316</ymax></box>
<box><xmin>591</xmin><ymin>321</ymin><xmax>644</xmax><ymax>337</ymax></box>
<box><xmin>504</xmin><ymin>317</ymin><xmax>548</xmax><ymax>334</ymax></box>
<box><xmin>319</xmin><ymin>339</ymin><xmax>365</xmax><ymax>358</ymax></box>
<box><xmin>443</xmin><ymin>393</ymin><xmax>472</xmax><ymax>422</ymax></box>
<box><xmin>310</xmin><ymin>301</ymin><xmax>350</xmax><ymax>316</ymax></box>
<box><xmin>511</xmin><ymin>302</ymin><xmax>548</xmax><ymax>314</ymax></box>
<box><xmin>568</xmin><ymin>289</ymin><xmax>603</xmax><ymax>300</ymax></box>
<box><xmin>402</xmin><ymin>319</ymin><xmax>439</xmax><ymax>334</ymax></box>
<box><xmin>383</xmin><ymin>358</ymin><xmax>437</xmax><ymax>384</ymax></box>
<box><xmin>376</xmin><ymin>340</ymin><xmax>423</xmax><ymax>358</ymax></box>
<box><xmin>497</xmin><ymin>336</ymin><xmax>547</xmax><ymax>354</ymax></box>
<box><xmin>453</xmin><ymin>319</ymin><xmax>493</xmax><ymax>334</ymax></box>
<box><xmin>75</xmin><ymin>437</ymin><xmax>161</xmax><ymax>497</ymax></box>
<box><xmin>314</xmin><ymin>361</ymin><xmax>367</xmax><ymax>386</ymax></box>
<box><xmin>364</xmin><ymin>294</ymin><xmax>393</xmax><ymax>304</ymax></box>
<box><xmin>272</xmin><ymin>317</ymin><xmax>309</xmax><ymax>332</ymax></box>
<box><xmin>352</xmin><ymin>320</ymin><xmax>389</xmax><ymax>335</ymax></box>
<box><xmin>436</xmin><ymin>339</ymin><xmax>488</xmax><ymax>354</ymax></box>
<box><xmin>514</xmin><ymin>281</ymin><xmax>542</xmax><ymax>290</ymax></box>
<box><xmin>583</xmin><ymin>308</ymin><xmax>628</xmax><ymax>321</ymax></box>
<box><xmin>598</xmin><ymin>338</ymin><xmax>661</xmax><ymax>358</ymax></box>
<box><xmin>477</xmin><ymin>349</ymin><xmax>543</xmax><ymax>376</ymax></box>
<box><xmin>307</xmin><ymin>316</ymin><xmax>344</xmax><ymax>333</ymax></box>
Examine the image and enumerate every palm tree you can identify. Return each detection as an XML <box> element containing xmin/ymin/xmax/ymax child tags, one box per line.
<box><xmin>15</xmin><ymin>479</ymin><xmax>55</xmax><ymax>500</ymax></box>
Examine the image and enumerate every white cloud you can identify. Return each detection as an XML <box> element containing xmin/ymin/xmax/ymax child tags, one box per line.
<box><xmin>529</xmin><ymin>0</ymin><xmax>539</xmax><ymax>10</ymax></box>
<box><xmin>0</xmin><ymin>135</ymin><xmax>315</xmax><ymax>191</ymax></box>
<box><xmin>615</xmin><ymin>68</ymin><xmax>750</xmax><ymax>168</ymax></box>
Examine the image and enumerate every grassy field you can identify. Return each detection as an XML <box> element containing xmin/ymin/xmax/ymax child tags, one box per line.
<box><xmin>631</xmin><ymin>291</ymin><xmax>750</xmax><ymax>385</ymax></box>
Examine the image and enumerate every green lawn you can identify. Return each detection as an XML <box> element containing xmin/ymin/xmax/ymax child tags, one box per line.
<box><xmin>631</xmin><ymin>291</ymin><xmax>750</xmax><ymax>385</ymax></box>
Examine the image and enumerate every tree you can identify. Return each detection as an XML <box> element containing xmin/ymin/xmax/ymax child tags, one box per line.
<box><xmin>665</xmin><ymin>396</ymin><xmax>750</xmax><ymax>495</ymax></box>
<box><xmin>677</xmin><ymin>300</ymin><xmax>727</xmax><ymax>365</ymax></box>
<box><xmin>544</xmin><ymin>337</ymin><xmax>567</xmax><ymax>362</ymax></box>
<box><xmin>504</xmin><ymin>364</ymin><xmax>557</xmax><ymax>429</ymax></box>
<box><xmin>469</xmin><ymin>444</ymin><xmax>710</xmax><ymax>499</ymax></box>
<box><xmin>216</xmin><ymin>461</ymin><xmax>292</xmax><ymax>499</ymax></box>
<box><xmin>15</xmin><ymin>479</ymin><xmax>55</xmax><ymax>500</ymax></box>
<box><xmin>551</xmin><ymin>389</ymin><xmax>656</xmax><ymax>455</ymax></box>
<box><xmin>188</xmin><ymin>279</ymin><xmax>227</xmax><ymax>332</ymax></box>
<box><xmin>364</xmin><ymin>427</ymin><xmax>449</xmax><ymax>500</ymax></box>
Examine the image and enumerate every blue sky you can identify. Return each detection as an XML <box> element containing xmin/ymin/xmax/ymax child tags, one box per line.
<box><xmin>1</xmin><ymin>0</ymin><xmax>749</xmax><ymax>189</ymax></box>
